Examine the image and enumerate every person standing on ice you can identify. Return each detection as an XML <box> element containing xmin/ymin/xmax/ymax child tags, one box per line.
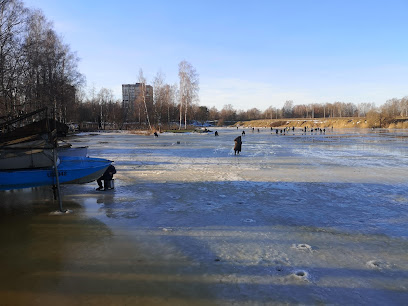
<box><xmin>234</xmin><ymin>136</ymin><xmax>242</xmax><ymax>155</ymax></box>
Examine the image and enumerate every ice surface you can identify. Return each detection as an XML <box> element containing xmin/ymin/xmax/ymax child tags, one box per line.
<box><xmin>1</xmin><ymin>127</ymin><xmax>407</xmax><ymax>304</ymax></box>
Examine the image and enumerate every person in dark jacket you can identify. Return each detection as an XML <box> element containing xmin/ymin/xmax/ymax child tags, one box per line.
<box><xmin>234</xmin><ymin>136</ymin><xmax>242</xmax><ymax>155</ymax></box>
<box><xmin>96</xmin><ymin>164</ymin><xmax>116</xmax><ymax>190</ymax></box>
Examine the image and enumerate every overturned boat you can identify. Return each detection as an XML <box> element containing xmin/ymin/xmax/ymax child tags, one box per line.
<box><xmin>0</xmin><ymin>156</ymin><xmax>112</xmax><ymax>190</ymax></box>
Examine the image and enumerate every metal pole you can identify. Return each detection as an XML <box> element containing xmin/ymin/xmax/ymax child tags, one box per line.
<box><xmin>52</xmin><ymin>104</ymin><xmax>64</xmax><ymax>212</ymax></box>
<box><xmin>53</xmin><ymin>146</ymin><xmax>63</xmax><ymax>212</ymax></box>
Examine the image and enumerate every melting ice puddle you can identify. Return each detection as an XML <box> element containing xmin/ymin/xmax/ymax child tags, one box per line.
<box><xmin>292</xmin><ymin>243</ymin><xmax>314</xmax><ymax>252</ymax></box>
<box><xmin>294</xmin><ymin>270</ymin><xmax>308</xmax><ymax>278</ymax></box>
<box><xmin>243</xmin><ymin>218</ymin><xmax>256</xmax><ymax>223</ymax></box>
<box><xmin>366</xmin><ymin>260</ymin><xmax>390</xmax><ymax>269</ymax></box>
<box><xmin>290</xmin><ymin>270</ymin><xmax>310</xmax><ymax>282</ymax></box>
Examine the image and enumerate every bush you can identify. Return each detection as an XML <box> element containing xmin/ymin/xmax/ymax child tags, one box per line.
<box><xmin>366</xmin><ymin>110</ymin><xmax>381</xmax><ymax>128</ymax></box>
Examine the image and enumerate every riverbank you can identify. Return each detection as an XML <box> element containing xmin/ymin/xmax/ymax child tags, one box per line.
<box><xmin>235</xmin><ymin>117</ymin><xmax>408</xmax><ymax>129</ymax></box>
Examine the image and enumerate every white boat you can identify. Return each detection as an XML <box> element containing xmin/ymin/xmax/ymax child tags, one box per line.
<box><xmin>58</xmin><ymin>146</ymin><xmax>88</xmax><ymax>157</ymax></box>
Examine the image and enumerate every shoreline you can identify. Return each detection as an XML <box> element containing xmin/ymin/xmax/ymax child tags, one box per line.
<box><xmin>73</xmin><ymin>118</ymin><xmax>408</xmax><ymax>136</ymax></box>
<box><xmin>235</xmin><ymin>117</ymin><xmax>408</xmax><ymax>129</ymax></box>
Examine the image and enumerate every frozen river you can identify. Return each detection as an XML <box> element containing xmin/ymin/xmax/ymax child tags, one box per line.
<box><xmin>0</xmin><ymin>127</ymin><xmax>407</xmax><ymax>305</ymax></box>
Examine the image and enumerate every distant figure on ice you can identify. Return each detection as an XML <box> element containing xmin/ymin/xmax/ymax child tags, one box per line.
<box><xmin>242</xmin><ymin>130</ymin><xmax>245</xmax><ymax>136</ymax></box>
<box><xmin>96</xmin><ymin>164</ymin><xmax>116</xmax><ymax>191</ymax></box>
<box><xmin>215</xmin><ymin>131</ymin><xmax>219</xmax><ymax>136</ymax></box>
<box><xmin>234</xmin><ymin>136</ymin><xmax>242</xmax><ymax>155</ymax></box>
<box><xmin>154</xmin><ymin>131</ymin><xmax>159</xmax><ymax>137</ymax></box>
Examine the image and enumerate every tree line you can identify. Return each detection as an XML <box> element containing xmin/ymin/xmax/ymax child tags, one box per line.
<box><xmin>0</xmin><ymin>0</ymin><xmax>84</xmax><ymax>121</ymax></box>
<box><xmin>0</xmin><ymin>0</ymin><xmax>201</xmax><ymax>130</ymax></box>
<box><xmin>75</xmin><ymin>61</ymin><xmax>199</xmax><ymax>131</ymax></box>
<box><xmin>211</xmin><ymin>98</ymin><xmax>408</xmax><ymax>125</ymax></box>
<box><xmin>1</xmin><ymin>0</ymin><xmax>406</xmax><ymax>131</ymax></box>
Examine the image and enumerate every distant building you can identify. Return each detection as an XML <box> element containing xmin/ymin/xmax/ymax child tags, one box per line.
<box><xmin>122</xmin><ymin>83</ymin><xmax>153</xmax><ymax>121</ymax></box>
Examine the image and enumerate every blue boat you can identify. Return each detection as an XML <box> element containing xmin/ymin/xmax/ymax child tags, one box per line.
<box><xmin>0</xmin><ymin>156</ymin><xmax>112</xmax><ymax>190</ymax></box>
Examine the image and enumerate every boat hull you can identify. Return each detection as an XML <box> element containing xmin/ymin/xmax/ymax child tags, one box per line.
<box><xmin>0</xmin><ymin>156</ymin><xmax>112</xmax><ymax>190</ymax></box>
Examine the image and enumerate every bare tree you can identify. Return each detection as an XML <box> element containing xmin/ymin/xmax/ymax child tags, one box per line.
<box><xmin>357</xmin><ymin>102</ymin><xmax>375</xmax><ymax>117</ymax></box>
<box><xmin>220</xmin><ymin>104</ymin><xmax>236</xmax><ymax>122</ymax></box>
<box><xmin>382</xmin><ymin>98</ymin><xmax>401</xmax><ymax>118</ymax></box>
<box><xmin>178</xmin><ymin>60</ymin><xmax>199</xmax><ymax>129</ymax></box>
<box><xmin>138</xmin><ymin>69</ymin><xmax>152</xmax><ymax>130</ymax></box>
<box><xmin>21</xmin><ymin>8</ymin><xmax>83</xmax><ymax>119</ymax></box>
<box><xmin>401</xmin><ymin>96</ymin><xmax>408</xmax><ymax>117</ymax></box>
<box><xmin>161</xmin><ymin>83</ymin><xmax>177</xmax><ymax>127</ymax></box>
<box><xmin>97</xmin><ymin>87</ymin><xmax>114</xmax><ymax>129</ymax></box>
<box><xmin>0</xmin><ymin>0</ymin><xmax>27</xmax><ymax>116</ymax></box>
<box><xmin>153</xmin><ymin>70</ymin><xmax>165</xmax><ymax>126</ymax></box>
<box><xmin>282</xmin><ymin>100</ymin><xmax>294</xmax><ymax>118</ymax></box>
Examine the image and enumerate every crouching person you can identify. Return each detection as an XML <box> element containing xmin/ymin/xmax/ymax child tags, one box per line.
<box><xmin>97</xmin><ymin>164</ymin><xmax>116</xmax><ymax>191</ymax></box>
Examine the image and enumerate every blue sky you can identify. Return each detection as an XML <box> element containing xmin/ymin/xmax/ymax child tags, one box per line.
<box><xmin>24</xmin><ymin>0</ymin><xmax>408</xmax><ymax>110</ymax></box>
